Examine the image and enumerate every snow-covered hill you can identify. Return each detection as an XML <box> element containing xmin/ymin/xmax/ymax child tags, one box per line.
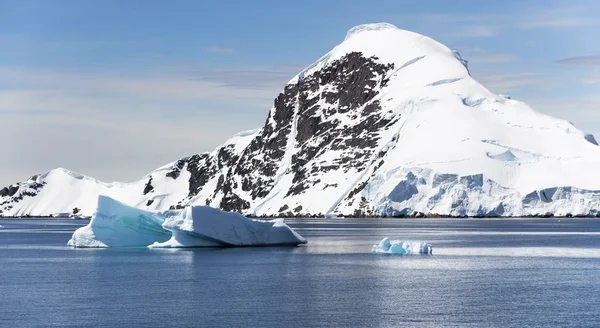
<box><xmin>3</xmin><ymin>23</ymin><xmax>600</xmax><ymax>217</ymax></box>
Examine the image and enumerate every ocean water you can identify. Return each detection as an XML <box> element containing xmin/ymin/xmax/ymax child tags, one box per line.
<box><xmin>1</xmin><ymin>218</ymin><xmax>600</xmax><ymax>327</ymax></box>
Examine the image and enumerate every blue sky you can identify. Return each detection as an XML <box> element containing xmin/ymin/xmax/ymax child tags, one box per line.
<box><xmin>1</xmin><ymin>0</ymin><xmax>599</xmax><ymax>186</ymax></box>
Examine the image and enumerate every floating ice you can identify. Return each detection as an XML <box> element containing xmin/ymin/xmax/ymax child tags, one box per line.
<box><xmin>67</xmin><ymin>196</ymin><xmax>171</xmax><ymax>247</ymax></box>
<box><xmin>150</xmin><ymin>206</ymin><xmax>307</xmax><ymax>248</ymax></box>
<box><xmin>371</xmin><ymin>237</ymin><xmax>432</xmax><ymax>255</ymax></box>
<box><xmin>67</xmin><ymin>196</ymin><xmax>307</xmax><ymax>248</ymax></box>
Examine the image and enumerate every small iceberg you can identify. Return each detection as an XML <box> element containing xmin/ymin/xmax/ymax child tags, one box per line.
<box><xmin>371</xmin><ymin>237</ymin><xmax>433</xmax><ymax>255</ymax></box>
<box><xmin>68</xmin><ymin>196</ymin><xmax>307</xmax><ymax>248</ymax></box>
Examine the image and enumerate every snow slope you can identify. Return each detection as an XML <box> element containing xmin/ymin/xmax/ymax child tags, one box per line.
<box><xmin>3</xmin><ymin>23</ymin><xmax>600</xmax><ymax>217</ymax></box>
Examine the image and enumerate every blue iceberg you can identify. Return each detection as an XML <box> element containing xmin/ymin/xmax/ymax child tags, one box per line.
<box><xmin>67</xmin><ymin>196</ymin><xmax>170</xmax><ymax>247</ymax></box>
<box><xmin>150</xmin><ymin>206</ymin><xmax>307</xmax><ymax>248</ymax></box>
<box><xmin>68</xmin><ymin>196</ymin><xmax>307</xmax><ymax>248</ymax></box>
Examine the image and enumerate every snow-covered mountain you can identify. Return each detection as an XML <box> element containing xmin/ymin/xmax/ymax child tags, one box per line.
<box><xmin>4</xmin><ymin>23</ymin><xmax>600</xmax><ymax>218</ymax></box>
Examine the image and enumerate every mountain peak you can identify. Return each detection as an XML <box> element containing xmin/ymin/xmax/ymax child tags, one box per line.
<box><xmin>344</xmin><ymin>22</ymin><xmax>400</xmax><ymax>40</ymax></box>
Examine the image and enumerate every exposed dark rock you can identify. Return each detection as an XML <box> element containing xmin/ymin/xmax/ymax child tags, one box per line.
<box><xmin>166</xmin><ymin>159</ymin><xmax>187</xmax><ymax>179</ymax></box>
<box><xmin>146</xmin><ymin>199</ymin><xmax>154</xmax><ymax>206</ymax></box>
<box><xmin>284</xmin><ymin>52</ymin><xmax>396</xmax><ymax>197</ymax></box>
<box><xmin>8</xmin><ymin>185</ymin><xmax>18</xmax><ymax>197</ymax></box>
<box><xmin>187</xmin><ymin>154</ymin><xmax>216</xmax><ymax>197</ymax></box>
<box><xmin>347</xmin><ymin>181</ymin><xmax>368</xmax><ymax>201</ymax></box>
<box><xmin>143</xmin><ymin>177</ymin><xmax>154</xmax><ymax>195</ymax></box>
<box><xmin>220</xmin><ymin>193</ymin><xmax>250</xmax><ymax>212</ymax></box>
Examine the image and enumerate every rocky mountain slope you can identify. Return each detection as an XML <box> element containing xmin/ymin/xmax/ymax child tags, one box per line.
<box><xmin>3</xmin><ymin>23</ymin><xmax>600</xmax><ymax>217</ymax></box>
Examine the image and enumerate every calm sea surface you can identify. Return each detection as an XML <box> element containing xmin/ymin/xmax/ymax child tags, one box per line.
<box><xmin>1</xmin><ymin>218</ymin><xmax>600</xmax><ymax>327</ymax></box>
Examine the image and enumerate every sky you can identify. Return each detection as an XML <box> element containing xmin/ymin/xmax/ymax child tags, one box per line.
<box><xmin>1</xmin><ymin>0</ymin><xmax>599</xmax><ymax>186</ymax></box>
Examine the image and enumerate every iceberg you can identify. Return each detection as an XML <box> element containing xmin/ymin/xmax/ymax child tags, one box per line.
<box><xmin>67</xmin><ymin>196</ymin><xmax>171</xmax><ymax>247</ymax></box>
<box><xmin>371</xmin><ymin>237</ymin><xmax>433</xmax><ymax>255</ymax></box>
<box><xmin>150</xmin><ymin>206</ymin><xmax>307</xmax><ymax>248</ymax></box>
<box><xmin>68</xmin><ymin>196</ymin><xmax>307</xmax><ymax>248</ymax></box>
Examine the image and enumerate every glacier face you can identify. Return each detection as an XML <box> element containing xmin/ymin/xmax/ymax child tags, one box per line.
<box><xmin>3</xmin><ymin>22</ymin><xmax>600</xmax><ymax>218</ymax></box>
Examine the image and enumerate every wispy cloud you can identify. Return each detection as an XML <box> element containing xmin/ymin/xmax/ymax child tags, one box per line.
<box><xmin>555</xmin><ymin>54</ymin><xmax>600</xmax><ymax>66</ymax></box>
<box><xmin>582</xmin><ymin>69</ymin><xmax>600</xmax><ymax>85</ymax></box>
<box><xmin>473</xmin><ymin>71</ymin><xmax>551</xmax><ymax>93</ymax></box>
<box><xmin>452</xmin><ymin>25</ymin><xmax>499</xmax><ymax>38</ymax></box>
<box><xmin>0</xmin><ymin>65</ymin><xmax>294</xmax><ymax>185</ymax></box>
<box><xmin>520</xmin><ymin>18</ymin><xmax>600</xmax><ymax>29</ymax></box>
<box><xmin>0</xmin><ymin>106</ymin><xmax>262</xmax><ymax>185</ymax></box>
<box><xmin>203</xmin><ymin>46</ymin><xmax>236</xmax><ymax>54</ymax></box>
<box><xmin>189</xmin><ymin>69</ymin><xmax>298</xmax><ymax>89</ymax></box>
<box><xmin>519</xmin><ymin>4</ymin><xmax>600</xmax><ymax>29</ymax></box>
<box><xmin>394</xmin><ymin>3</ymin><xmax>600</xmax><ymax>37</ymax></box>
<box><xmin>467</xmin><ymin>54</ymin><xmax>518</xmax><ymax>63</ymax></box>
<box><xmin>0</xmin><ymin>66</ymin><xmax>290</xmax><ymax>108</ymax></box>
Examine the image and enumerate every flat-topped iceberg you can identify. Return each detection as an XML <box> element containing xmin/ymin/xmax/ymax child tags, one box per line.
<box><xmin>150</xmin><ymin>206</ymin><xmax>307</xmax><ymax>248</ymax></box>
<box><xmin>68</xmin><ymin>196</ymin><xmax>307</xmax><ymax>248</ymax></box>
<box><xmin>371</xmin><ymin>237</ymin><xmax>432</xmax><ymax>254</ymax></box>
<box><xmin>67</xmin><ymin>196</ymin><xmax>171</xmax><ymax>247</ymax></box>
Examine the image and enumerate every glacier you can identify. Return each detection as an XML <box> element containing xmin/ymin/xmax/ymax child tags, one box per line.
<box><xmin>4</xmin><ymin>22</ymin><xmax>600</xmax><ymax>218</ymax></box>
<box><xmin>68</xmin><ymin>196</ymin><xmax>306</xmax><ymax>248</ymax></box>
<box><xmin>371</xmin><ymin>237</ymin><xmax>433</xmax><ymax>255</ymax></box>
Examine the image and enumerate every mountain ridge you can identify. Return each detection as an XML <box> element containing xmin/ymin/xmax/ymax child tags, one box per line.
<box><xmin>3</xmin><ymin>23</ymin><xmax>600</xmax><ymax>218</ymax></box>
